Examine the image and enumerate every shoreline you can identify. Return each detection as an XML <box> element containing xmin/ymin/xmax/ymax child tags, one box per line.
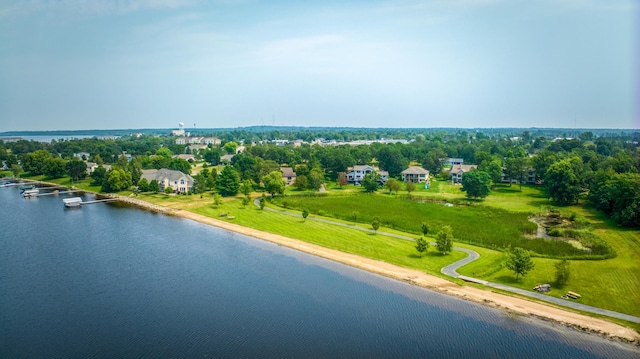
<box><xmin>114</xmin><ymin>195</ymin><xmax>640</xmax><ymax>346</ymax></box>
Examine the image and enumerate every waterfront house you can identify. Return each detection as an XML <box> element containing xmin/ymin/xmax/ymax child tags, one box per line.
<box><xmin>401</xmin><ymin>166</ymin><xmax>430</xmax><ymax>183</ymax></box>
<box><xmin>141</xmin><ymin>168</ymin><xmax>194</xmax><ymax>193</ymax></box>
<box><xmin>449</xmin><ymin>164</ymin><xmax>477</xmax><ymax>183</ymax></box>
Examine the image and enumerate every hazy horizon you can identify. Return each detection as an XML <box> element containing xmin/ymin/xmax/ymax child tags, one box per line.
<box><xmin>1</xmin><ymin>1</ymin><xmax>638</xmax><ymax>131</ymax></box>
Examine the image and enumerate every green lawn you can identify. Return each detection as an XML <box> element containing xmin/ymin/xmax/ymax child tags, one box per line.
<box><xmin>139</xmin><ymin>193</ymin><xmax>467</xmax><ymax>277</ymax></box>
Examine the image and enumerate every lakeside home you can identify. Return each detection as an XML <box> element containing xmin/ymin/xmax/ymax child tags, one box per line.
<box><xmin>141</xmin><ymin>168</ymin><xmax>194</xmax><ymax>193</ymax></box>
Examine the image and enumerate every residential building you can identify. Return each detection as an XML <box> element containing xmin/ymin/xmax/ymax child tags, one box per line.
<box><xmin>141</xmin><ymin>168</ymin><xmax>194</xmax><ymax>193</ymax></box>
<box><xmin>281</xmin><ymin>167</ymin><xmax>297</xmax><ymax>186</ymax></box>
<box><xmin>449</xmin><ymin>164</ymin><xmax>477</xmax><ymax>183</ymax></box>
<box><xmin>345</xmin><ymin>165</ymin><xmax>388</xmax><ymax>184</ymax></box>
<box><xmin>401</xmin><ymin>166</ymin><xmax>430</xmax><ymax>183</ymax></box>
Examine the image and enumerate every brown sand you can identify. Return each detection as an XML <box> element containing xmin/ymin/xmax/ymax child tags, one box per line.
<box><xmin>114</xmin><ymin>195</ymin><xmax>639</xmax><ymax>345</ymax></box>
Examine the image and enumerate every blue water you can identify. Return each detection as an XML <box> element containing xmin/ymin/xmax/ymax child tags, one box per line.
<box><xmin>0</xmin><ymin>187</ymin><xmax>638</xmax><ymax>358</ymax></box>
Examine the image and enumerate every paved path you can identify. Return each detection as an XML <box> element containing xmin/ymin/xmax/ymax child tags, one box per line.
<box><xmin>254</xmin><ymin>199</ymin><xmax>640</xmax><ymax>323</ymax></box>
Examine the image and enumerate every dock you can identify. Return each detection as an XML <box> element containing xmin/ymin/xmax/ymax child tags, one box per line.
<box><xmin>63</xmin><ymin>197</ymin><xmax>119</xmax><ymax>208</ymax></box>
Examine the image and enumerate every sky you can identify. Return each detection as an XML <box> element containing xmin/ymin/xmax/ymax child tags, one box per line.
<box><xmin>0</xmin><ymin>0</ymin><xmax>638</xmax><ymax>132</ymax></box>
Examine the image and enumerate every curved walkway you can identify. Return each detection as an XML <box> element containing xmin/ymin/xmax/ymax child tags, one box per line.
<box><xmin>255</xmin><ymin>199</ymin><xmax>640</xmax><ymax>324</ymax></box>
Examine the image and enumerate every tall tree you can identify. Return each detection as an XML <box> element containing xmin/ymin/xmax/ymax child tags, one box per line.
<box><xmin>361</xmin><ymin>171</ymin><xmax>380</xmax><ymax>193</ymax></box>
<box><xmin>384</xmin><ymin>178</ymin><xmax>401</xmax><ymax>194</ymax></box>
<box><xmin>461</xmin><ymin>170</ymin><xmax>491</xmax><ymax>199</ymax></box>
<box><xmin>43</xmin><ymin>157</ymin><xmax>67</xmax><ymax>179</ymax></box>
<box><xmin>415</xmin><ymin>236</ymin><xmax>429</xmax><ymax>257</ymax></box>
<box><xmin>66</xmin><ymin>158</ymin><xmax>88</xmax><ymax>181</ymax></box>
<box><xmin>216</xmin><ymin>166</ymin><xmax>240</xmax><ymax>196</ymax></box>
<box><xmin>435</xmin><ymin>225</ymin><xmax>454</xmax><ymax>255</ymax></box>
<box><xmin>308</xmin><ymin>168</ymin><xmax>324</xmax><ymax>191</ymax></box>
<box><xmin>544</xmin><ymin>158</ymin><xmax>581</xmax><ymax>205</ymax></box>
<box><xmin>263</xmin><ymin>170</ymin><xmax>286</xmax><ymax>197</ymax></box>
<box><xmin>554</xmin><ymin>259</ymin><xmax>571</xmax><ymax>287</ymax></box>
<box><xmin>371</xmin><ymin>216</ymin><xmax>381</xmax><ymax>234</ymax></box>
<box><xmin>505</xmin><ymin>247</ymin><xmax>535</xmax><ymax>280</ymax></box>
<box><xmin>504</xmin><ymin>157</ymin><xmax>529</xmax><ymax>190</ymax></box>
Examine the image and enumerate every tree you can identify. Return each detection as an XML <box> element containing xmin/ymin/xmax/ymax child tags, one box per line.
<box><xmin>505</xmin><ymin>247</ymin><xmax>535</xmax><ymax>280</ymax></box>
<box><xmin>308</xmin><ymin>168</ymin><xmax>324</xmax><ymax>191</ymax></box>
<box><xmin>11</xmin><ymin>164</ymin><xmax>22</xmax><ymax>177</ymax></box>
<box><xmin>361</xmin><ymin>171</ymin><xmax>380</xmax><ymax>192</ymax></box>
<box><xmin>216</xmin><ymin>166</ymin><xmax>240</xmax><ymax>196</ymax></box>
<box><xmin>263</xmin><ymin>170</ymin><xmax>286</xmax><ymax>197</ymax></box>
<box><xmin>302</xmin><ymin>208</ymin><xmax>309</xmax><ymax>220</ymax></box>
<box><xmin>149</xmin><ymin>179</ymin><xmax>160</xmax><ymax>193</ymax></box>
<box><xmin>544</xmin><ymin>158</ymin><xmax>581</xmax><ymax>205</ymax></box>
<box><xmin>435</xmin><ymin>225</ymin><xmax>453</xmax><ymax>255</ymax></box>
<box><xmin>554</xmin><ymin>259</ymin><xmax>571</xmax><ymax>287</ymax></box>
<box><xmin>91</xmin><ymin>165</ymin><xmax>107</xmax><ymax>186</ymax></box>
<box><xmin>461</xmin><ymin>170</ymin><xmax>491</xmax><ymax>199</ymax></box>
<box><xmin>23</xmin><ymin>149</ymin><xmax>52</xmax><ymax>175</ymax></box>
<box><xmin>337</xmin><ymin>172</ymin><xmax>347</xmax><ymax>187</ymax></box>
<box><xmin>168</xmin><ymin>158</ymin><xmax>191</xmax><ymax>175</ymax></box>
<box><xmin>138</xmin><ymin>177</ymin><xmax>150</xmax><ymax>192</ymax></box>
<box><xmin>43</xmin><ymin>157</ymin><xmax>67</xmax><ymax>178</ymax></box>
<box><xmin>259</xmin><ymin>197</ymin><xmax>265</xmax><ymax>210</ymax></box>
<box><xmin>504</xmin><ymin>157</ymin><xmax>529</xmax><ymax>190</ymax></box>
<box><xmin>223</xmin><ymin>141</ymin><xmax>238</xmax><ymax>154</ymax></box>
<box><xmin>242</xmin><ymin>195</ymin><xmax>251</xmax><ymax>206</ymax></box>
<box><xmin>384</xmin><ymin>178</ymin><xmax>401</xmax><ymax>194</ymax></box>
<box><xmin>415</xmin><ymin>237</ymin><xmax>429</xmax><ymax>257</ymax></box>
<box><xmin>371</xmin><ymin>216</ymin><xmax>381</xmax><ymax>234</ymax></box>
<box><xmin>421</xmin><ymin>222</ymin><xmax>429</xmax><ymax>236</ymax></box>
<box><xmin>485</xmin><ymin>160</ymin><xmax>503</xmax><ymax>187</ymax></box>
<box><xmin>239</xmin><ymin>180</ymin><xmax>254</xmax><ymax>196</ymax></box>
<box><xmin>165</xmin><ymin>186</ymin><xmax>174</xmax><ymax>194</ymax></box>
<box><xmin>376</xmin><ymin>146</ymin><xmax>408</xmax><ymax>177</ymax></box>
<box><xmin>66</xmin><ymin>158</ymin><xmax>87</xmax><ymax>181</ymax></box>
<box><xmin>213</xmin><ymin>193</ymin><xmax>221</xmax><ymax>206</ymax></box>
<box><xmin>102</xmin><ymin>169</ymin><xmax>132</xmax><ymax>192</ymax></box>
<box><xmin>294</xmin><ymin>175</ymin><xmax>308</xmax><ymax>190</ymax></box>
<box><xmin>405</xmin><ymin>181</ymin><xmax>416</xmax><ymax>196</ymax></box>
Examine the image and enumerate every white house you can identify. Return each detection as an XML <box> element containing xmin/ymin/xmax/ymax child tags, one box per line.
<box><xmin>449</xmin><ymin>164</ymin><xmax>477</xmax><ymax>183</ymax></box>
<box><xmin>345</xmin><ymin>165</ymin><xmax>388</xmax><ymax>184</ymax></box>
<box><xmin>141</xmin><ymin>168</ymin><xmax>194</xmax><ymax>193</ymax></box>
<box><xmin>401</xmin><ymin>166</ymin><xmax>430</xmax><ymax>183</ymax></box>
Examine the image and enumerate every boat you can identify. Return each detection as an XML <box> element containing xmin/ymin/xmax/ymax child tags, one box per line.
<box><xmin>63</xmin><ymin>197</ymin><xmax>83</xmax><ymax>208</ymax></box>
<box><xmin>22</xmin><ymin>189</ymin><xmax>39</xmax><ymax>197</ymax></box>
<box><xmin>20</xmin><ymin>184</ymin><xmax>35</xmax><ymax>193</ymax></box>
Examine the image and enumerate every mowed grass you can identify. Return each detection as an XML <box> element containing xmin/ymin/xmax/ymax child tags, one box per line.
<box><xmin>456</xmin><ymin>206</ymin><xmax>640</xmax><ymax>316</ymax></box>
<box><xmin>138</xmin><ymin>193</ymin><xmax>467</xmax><ymax>276</ymax></box>
<box><xmin>275</xmin><ymin>194</ymin><xmax>571</xmax><ymax>254</ymax></box>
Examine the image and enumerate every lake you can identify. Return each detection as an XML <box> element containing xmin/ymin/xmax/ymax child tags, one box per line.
<box><xmin>0</xmin><ymin>186</ymin><xmax>637</xmax><ymax>358</ymax></box>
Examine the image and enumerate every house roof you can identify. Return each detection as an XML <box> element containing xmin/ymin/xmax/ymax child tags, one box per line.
<box><xmin>402</xmin><ymin>166</ymin><xmax>429</xmax><ymax>175</ymax></box>
<box><xmin>141</xmin><ymin>168</ymin><xmax>194</xmax><ymax>183</ymax></box>
<box><xmin>281</xmin><ymin>167</ymin><xmax>296</xmax><ymax>177</ymax></box>
<box><xmin>173</xmin><ymin>154</ymin><xmax>196</xmax><ymax>161</ymax></box>
<box><xmin>449</xmin><ymin>164</ymin><xmax>477</xmax><ymax>174</ymax></box>
<box><xmin>349</xmin><ymin>165</ymin><xmax>374</xmax><ymax>172</ymax></box>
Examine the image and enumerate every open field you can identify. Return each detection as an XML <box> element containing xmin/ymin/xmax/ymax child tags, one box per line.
<box><xmin>137</xmin><ymin>192</ymin><xmax>468</xmax><ymax>276</ymax></box>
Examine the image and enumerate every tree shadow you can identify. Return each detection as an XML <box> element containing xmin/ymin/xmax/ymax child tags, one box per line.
<box><xmin>495</xmin><ymin>275</ymin><xmax>520</xmax><ymax>284</ymax></box>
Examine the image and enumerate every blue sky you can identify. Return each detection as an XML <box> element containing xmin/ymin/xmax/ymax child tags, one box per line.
<box><xmin>0</xmin><ymin>0</ymin><xmax>637</xmax><ymax>131</ymax></box>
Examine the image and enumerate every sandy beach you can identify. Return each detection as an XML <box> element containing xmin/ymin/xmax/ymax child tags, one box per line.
<box><xmin>113</xmin><ymin>195</ymin><xmax>640</xmax><ymax>345</ymax></box>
